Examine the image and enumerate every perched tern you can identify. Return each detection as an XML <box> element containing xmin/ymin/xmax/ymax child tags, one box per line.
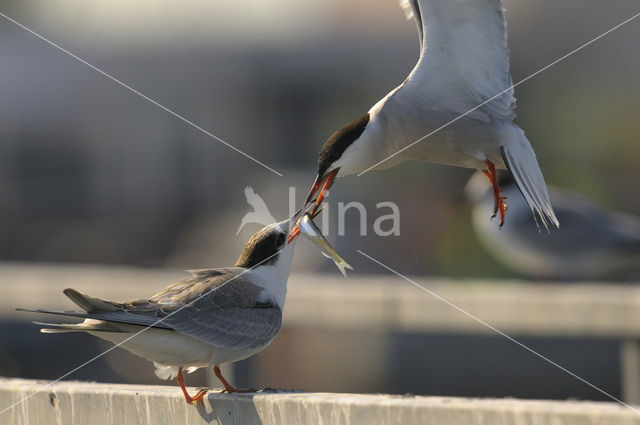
<box><xmin>19</xmin><ymin>217</ymin><xmax>299</xmax><ymax>404</ymax></box>
<box><xmin>466</xmin><ymin>172</ymin><xmax>640</xmax><ymax>280</ymax></box>
<box><xmin>290</xmin><ymin>0</ymin><xmax>559</xmax><ymax>240</ymax></box>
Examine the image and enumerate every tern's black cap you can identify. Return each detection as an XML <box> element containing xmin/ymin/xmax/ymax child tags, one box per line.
<box><xmin>317</xmin><ymin>113</ymin><xmax>369</xmax><ymax>179</ymax></box>
<box><xmin>235</xmin><ymin>225</ymin><xmax>287</xmax><ymax>269</ymax></box>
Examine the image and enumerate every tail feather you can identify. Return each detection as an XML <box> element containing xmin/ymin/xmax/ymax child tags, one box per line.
<box><xmin>17</xmin><ymin>287</ymin><xmax>174</xmax><ymax>331</ymax></box>
<box><xmin>34</xmin><ymin>320</ymin><xmax>127</xmax><ymax>334</ymax></box>
<box><xmin>16</xmin><ymin>307</ymin><xmax>93</xmax><ymax>320</ymax></box>
<box><xmin>37</xmin><ymin>321</ymin><xmax>84</xmax><ymax>334</ymax></box>
<box><xmin>16</xmin><ymin>304</ymin><xmax>173</xmax><ymax>330</ymax></box>
<box><xmin>16</xmin><ymin>308</ymin><xmax>129</xmax><ymax>334</ymax></box>
<box><xmin>63</xmin><ymin>288</ymin><xmax>121</xmax><ymax>313</ymax></box>
<box><xmin>500</xmin><ymin>135</ymin><xmax>559</xmax><ymax>231</ymax></box>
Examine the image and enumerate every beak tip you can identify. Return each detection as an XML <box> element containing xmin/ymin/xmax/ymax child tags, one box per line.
<box><xmin>287</xmin><ymin>226</ymin><xmax>300</xmax><ymax>243</ymax></box>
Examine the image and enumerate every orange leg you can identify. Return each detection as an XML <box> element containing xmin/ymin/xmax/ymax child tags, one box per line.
<box><xmin>214</xmin><ymin>365</ymin><xmax>252</xmax><ymax>393</ymax></box>
<box><xmin>177</xmin><ymin>368</ymin><xmax>208</xmax><ymax>404</ymax></box>
<box><xmin>482</xmin><ymin>160</ymin><xmax>508</xmax><ymax>227</ymax></box>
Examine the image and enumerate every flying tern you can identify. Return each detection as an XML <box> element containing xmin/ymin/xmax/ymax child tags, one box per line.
<box><xmin>289</xmin><ymin>0</ymin><xmax>559</xmax><ymax>242</ymax></box>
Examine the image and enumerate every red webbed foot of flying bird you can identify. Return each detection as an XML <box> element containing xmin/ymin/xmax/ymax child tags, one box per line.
<box><xmin>177</xmin><ymin>368</ymin><xmax>208</xmax><ymax>404</ymax></box>
<box><xmin>483</xmin><ymin>160</ymin><xmax>508</xmax><ymax>227</ymax></box>
<box><xmin>214</xmin><ymin>365</ymin><xmax>253</xmax><ymax>393</ymax></box>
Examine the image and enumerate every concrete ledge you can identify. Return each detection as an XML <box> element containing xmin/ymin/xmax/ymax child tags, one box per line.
<box><xmin>1</xmin><ymin>378</ymin><xmax>639</xmax><ymax>425</ymax></box>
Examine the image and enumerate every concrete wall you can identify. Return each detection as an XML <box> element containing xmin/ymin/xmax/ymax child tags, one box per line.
<box><xmin>1</xmin><ymin>378</ymin><xmax>639</xmax><ymax>425</ymax></box>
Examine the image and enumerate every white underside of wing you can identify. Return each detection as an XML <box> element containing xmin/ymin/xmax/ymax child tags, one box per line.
<box><xmin>405</xmin><ymin>0</ymin><xmax>516</xmax><ymax>123</ymax></box>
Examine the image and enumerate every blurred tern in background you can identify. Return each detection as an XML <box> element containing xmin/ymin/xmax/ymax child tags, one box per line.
<box><xmin>291</xmin><ymin>0</ymin><xmax>559</xmax><ymax>240</ymax></box>
<box><xmin>19</xmin><ymin>218</ymin><xmax>299</xmax><ymax>404</ymax></box>
<box><xmin>466</xmin><ymin>172</ymin><xmax>640</xmax><ymax>280</ymax></box>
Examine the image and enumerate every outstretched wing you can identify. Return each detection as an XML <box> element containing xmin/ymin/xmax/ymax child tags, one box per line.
<box><xmin>404</xmin><ymin>0</ymin><xmax>516</xmax><ymax>122</ymax></box>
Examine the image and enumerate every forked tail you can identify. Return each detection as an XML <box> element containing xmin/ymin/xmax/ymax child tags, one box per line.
<box><xmin>16</xmin><ymin>288</ymin><xmax>162</xmax><ymax>333</ymax></box>
<box><xmin>500</xmin><ymin>132</ymin><xmax>559</xmax><ymax>231</ymax></box>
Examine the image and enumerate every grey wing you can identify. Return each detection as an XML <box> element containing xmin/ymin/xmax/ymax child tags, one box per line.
<box><xmin>18</xmin><ymin>287</ymin><xmax>174</xmax><ymax>330</ymax></box>
<box><xmin>547</xmin><ymin>190</ymin><xmax>640</xmax><ymax>250</ymax></box>
<box><xmin>27</xmin><ymin>268</ymin><xmax>282</xmax><ymax>350</ymax></box>
<box><xmin>15</xmin><ymin>307</ymin><xmax>175</xmax><ymax>330</ymax></box>
<box><xmin>407</xmin><ymin>0</ymin><xmax>516</xmax><ymax>122</ymax></box>
<box><xmin>161</xmin><ymin>301</ymin><xmax>282</xmax><ymax>352</ymax></box>
<box><xmin>494</xmin><ymin>184</ymin><xmax>638</xmax><ymax>250</ymax></box>
<box><xmin>151</xmin><ymin>268</ymin><xmax>282</xmax><ymax>351</ymax></box>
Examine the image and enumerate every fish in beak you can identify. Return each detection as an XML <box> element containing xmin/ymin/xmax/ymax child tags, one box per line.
<box><xmin>288</xmin><ymin>168</ymin><xmax>340</xmax><ymax>243</ymax></box>
<box><xmin>296</xmin><ymin>212</ymin><xmax>353</xmax><ymax>277</ymax></box>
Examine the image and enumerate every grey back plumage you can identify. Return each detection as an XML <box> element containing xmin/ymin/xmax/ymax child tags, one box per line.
<box><xmin>146</xmin><ymin>268</ymin><xmax>282</xmax><ymax>351</ymax></box>
<box><xmin>24</xmin><ymin>268</ymin><xmax>282</xmax><ymax>351</ymax></box>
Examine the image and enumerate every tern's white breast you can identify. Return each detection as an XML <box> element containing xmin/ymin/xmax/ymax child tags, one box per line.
<box><xmin>89</xmin><ymin>328</ymin><xmax>216</xmax><ymax>368</ymax></box>
<box><xmin>89</xmin><ymin>327</ymin><xmax>270</xmax><ymax>372</ymax></box>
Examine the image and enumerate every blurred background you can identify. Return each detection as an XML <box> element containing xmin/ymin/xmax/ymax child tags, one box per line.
<box><xmin>1</xmin><ymin>0</ymin><xmax>639</xmax><ymax>404</ymax></box>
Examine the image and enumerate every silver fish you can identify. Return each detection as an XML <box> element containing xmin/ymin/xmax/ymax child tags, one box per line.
<box><xmin>298</xmin><ymin>213</ymin><xmax>353</xmax><ymax>277</ymax></box>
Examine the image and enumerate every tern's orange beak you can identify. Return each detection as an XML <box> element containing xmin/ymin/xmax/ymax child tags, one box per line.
<box><xmin>287</xmin><ymin>226</ymin><xmax>301</xmax><ymax>243</ymax></box>
<box><xmin>287</xmin><ymin>169</ymin><xmax>339</xmax><ymax>243</ymax></box>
